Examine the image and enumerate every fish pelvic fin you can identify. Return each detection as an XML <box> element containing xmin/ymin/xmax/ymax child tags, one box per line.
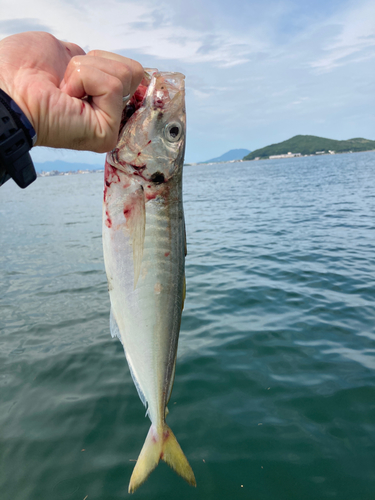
<box><xmin>128</xmin><ymin>423</ymin><xmax>196</xmax><ymax>493</ymax></box>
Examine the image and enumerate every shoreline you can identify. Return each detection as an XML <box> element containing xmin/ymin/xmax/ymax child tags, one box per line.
<box><xmin>36</xmin><ymin>149</ymin><xmax>375</xmax><ymax>176</ymax></box>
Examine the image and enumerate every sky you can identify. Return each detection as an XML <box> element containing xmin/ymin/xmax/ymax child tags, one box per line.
<box><xmin>0</xmin><ymin>0</ymin><xmax>374</xmax><ymax>164</ymax></box>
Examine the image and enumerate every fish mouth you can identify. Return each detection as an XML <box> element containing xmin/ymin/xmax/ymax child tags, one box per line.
<box><xmin>119</xmin><ymin>69</ymin><xmax>185</xmax><ymax>136</ymax></box>
<box><xmin>119</xmin><ymin>69</ymin><xmax>156</xmax><ymax>135</ymax></box>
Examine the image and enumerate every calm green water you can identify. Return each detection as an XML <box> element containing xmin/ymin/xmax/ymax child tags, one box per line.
<box><xmin>1</xmin><ymin>152</ymin><xmax>375</xmax><ymax>500</ymax></box>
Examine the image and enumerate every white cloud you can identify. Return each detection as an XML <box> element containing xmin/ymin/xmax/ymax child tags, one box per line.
<box><xmin>191</xmin><ymin>89</ymin><xmax>210</xmax><ymax>99</ymax></box>
<box><xmin>0</xmin><ymin>0</ymin><xmax>267</xmax><ymax>67</ymax></box>
<box><xmin>1</xmin><ymin>0</ymin><xmax>373</xmax><ymax>163</ymax></box>
<box><xmin>310</xmin><ymin>0</ymin><xmax>375</xmax><ymax>71</ymax></box>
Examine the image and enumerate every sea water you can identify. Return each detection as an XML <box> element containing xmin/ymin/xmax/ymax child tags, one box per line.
<box><xmin>1</xmin><ymin>151</ymin><xmax>375</xmax><ymax>500</ymax></box>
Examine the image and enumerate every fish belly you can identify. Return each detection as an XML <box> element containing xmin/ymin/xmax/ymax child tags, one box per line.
<box><xmin>103</xmin><ymin>179</ymin><xmax>185</xmax><ymax>425</ymax></box>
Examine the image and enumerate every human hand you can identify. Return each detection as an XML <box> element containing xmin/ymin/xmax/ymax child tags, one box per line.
<box><xmin>0</xmin><ymin>31</ymin><xmax>144</xmax><ymax>153</ymax></box>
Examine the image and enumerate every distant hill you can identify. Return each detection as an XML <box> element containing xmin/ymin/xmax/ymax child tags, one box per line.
<box><xmin>243</xmin><ymin>135</ymin><xmax>375</xmax><ymax>160</ymax></box>
<box><xmin>202</xmin><ymin>149</ymin><xmax>251</xmax><ymax>163</ymax></box>
<box><xmin>34</xmin><ymin>160</ymin><xmax>103</xmax><ymax>173</ymax></box>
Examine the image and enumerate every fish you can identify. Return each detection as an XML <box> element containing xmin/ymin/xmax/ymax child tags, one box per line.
<box><xmin>102</xmin><ymin>69</ymin><xmax>195</xmax><ymax>493</ymax></box>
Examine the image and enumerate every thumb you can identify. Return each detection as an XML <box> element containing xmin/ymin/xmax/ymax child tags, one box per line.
<box><xmin>59</xmin><ymin>64</ymin><xmax>124</xmax><ymax>152</ymax></box>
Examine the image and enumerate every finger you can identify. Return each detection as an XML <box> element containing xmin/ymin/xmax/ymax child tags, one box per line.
<box><xmin>61</xmin><ymin>55</ymin><xmax>134</xmax><ymax>98</ymax></box>
<box><xmin>57</xmin><ymin>41</ymin><xmax>87</xmax><ymax>89</ymax></box>
<box><xmin>59</xmin><ymin>40</ymin><xmax>86</xmax><ymax>58</ymax></box>
<box><xmin>61</xmin><ymin>65</ymin><xmax>124</xmax><ymax>152</ymax></box>
<box><xmin>87</xmin><ymin>50</ymin><xmax>144</xmax><ymax>95</ymax></box>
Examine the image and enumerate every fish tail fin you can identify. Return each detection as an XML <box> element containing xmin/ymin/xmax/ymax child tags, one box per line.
<box><xmin>128</xmin><ymin>423</ymin><xmax>196</xmax><ymax>493</ymax></box>
<box><xmin>160</xmin><ymin>423</ymin><xmax>196</xmax><ymax>486</ymax></box>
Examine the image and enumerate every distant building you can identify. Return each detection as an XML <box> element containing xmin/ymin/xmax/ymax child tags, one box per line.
<box><xmin>41</xmin><ymin>170</ymin><xmax>61</xmax><ymax>177</ymax></box>
<box><xmin>269</xmin><ymin>152</ymin><xmax>302</xmax><ymax>159</ymax></box>
<box><xmin>315</xmin><ymin>151</ymin><xmax>325</xmax><ymax>155</ymax></box>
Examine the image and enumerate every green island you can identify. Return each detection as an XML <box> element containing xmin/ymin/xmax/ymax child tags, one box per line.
<box><xmin>243</xmin><ymin>135</ymin><xmax>375</xmax><ymax>161</ymax></box>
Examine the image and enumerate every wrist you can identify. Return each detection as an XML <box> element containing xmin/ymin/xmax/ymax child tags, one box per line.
<box><xmin>0</xmin><ymin>89</ymin><xmax>37</xmax><ymax>146</ymax></box>
<box><xmin>0</xmin><ymin>88</ymin><xmax>37</xmax><ymax>188</ymax></box>
<box><xmin>0</xmin><ymin>51</ymin><xmax>36</xmax><ymax>135</ymax></box>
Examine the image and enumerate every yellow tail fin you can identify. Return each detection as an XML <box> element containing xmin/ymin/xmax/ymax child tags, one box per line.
<box><xmin>128</xmin><ymin>423</ymin><xmax>196</xmax><ymax>493</ymax></box>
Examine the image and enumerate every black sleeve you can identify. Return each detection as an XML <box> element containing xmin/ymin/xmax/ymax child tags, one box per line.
<box><xmin>0</xmin><ymin>88</ymin><xmax>37</xmax><ymax>189</ymax></box>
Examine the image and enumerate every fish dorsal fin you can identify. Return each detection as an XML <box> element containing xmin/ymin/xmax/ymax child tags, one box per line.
<box><xmin>166</xmin><ymin>358</ymin><xmax>177</xmax><ymax>406</ymax></box>
<box><xmin>184</xmin><ymin>219</ymin><xmax>187</xmax><ymax>257</ymax></box>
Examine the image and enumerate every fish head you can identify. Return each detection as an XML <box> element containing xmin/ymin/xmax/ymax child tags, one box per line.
<box><xmin>108</xmin><ymin>70</ymin><xmax>186</xmax><ymax>184</ymax></box>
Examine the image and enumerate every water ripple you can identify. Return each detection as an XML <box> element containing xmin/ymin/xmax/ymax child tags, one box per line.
<box><xmin>1</xmin><ymin>153</ymin><xmax>375</xmax><ymax>500</ymax></box>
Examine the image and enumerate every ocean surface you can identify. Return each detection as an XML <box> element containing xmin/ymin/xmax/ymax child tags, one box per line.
<box><xmin>1</xmin><ymin>151</ymin><xmax>375</xmax><ymax>500</ymax></box>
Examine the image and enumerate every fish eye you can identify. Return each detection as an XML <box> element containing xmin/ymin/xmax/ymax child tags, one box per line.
<box><xmin>164</xmin><ymin>122</ymin><xmax>182</xmax><ymax>142</ymax></box>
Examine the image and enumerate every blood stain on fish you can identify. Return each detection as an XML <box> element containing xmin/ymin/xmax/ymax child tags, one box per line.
<box><xmin>105</xmin><ymin>210</ymin><xmax>112</xmax><ymax>228</ymax></box>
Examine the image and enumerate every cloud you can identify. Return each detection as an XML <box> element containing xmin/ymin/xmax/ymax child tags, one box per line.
<box><xmin>1</xmin><ymin>0</ymin><xmax>373</xmax><ymax>163</ymax></box>
<box><xmin>0</xmin><ymin>18</ymin><xmax>52</xmax><ymax>35</ymax></box>
<box><xmin>309</xmin><ymin>0</ymin><xmax>375</xmax><ymax>71</ymax></box>
<box><xmin>0</xmin><ymin>0</ymin><xmax>267</xmax><ymax>68</ymax></box>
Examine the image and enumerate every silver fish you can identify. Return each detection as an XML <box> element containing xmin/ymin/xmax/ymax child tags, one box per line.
<box><xmin>102</xmin><ymin>70</ymin><xmax>195</xmax><ymax>493</ymax></box>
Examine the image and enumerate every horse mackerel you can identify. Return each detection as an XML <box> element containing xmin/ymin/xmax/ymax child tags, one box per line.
<box><xmin>102</xmin><ymin>69</ymin><xmax>195</xmax><ymax>492</ymax></box>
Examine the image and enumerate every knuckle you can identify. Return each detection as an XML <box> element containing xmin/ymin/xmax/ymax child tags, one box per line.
<box><xmin>133</xmin><ymin>61</ymin><xmax>144</xmax><ymax>83</ymax></box>
<box><xmin>108</xmin><ymin>76</ymin><xmax>123</xmax><ymax>95</ymax></box>
<box><xmin>70</xmin><ymin>55</ymin><xmax>83</xmax><ymax>68</ymax></box>
<box><xmin>39</xmin><ymin>32</ymin><xmax>59</xmax><ymax>45</ymax></box>
<box><xmin>69</xmin><ymin>42</ymin><xmax>86</xmax><ymax>56</ymax></box>
<box><xmin>86</xmin><ymin>49</ymin><xmax>99</xmax><ymax>58</ymax></box>
<box><xmin>119</xmin><ymin>64</ymin><xmax>131</xmax><ymax>84</ymax></box>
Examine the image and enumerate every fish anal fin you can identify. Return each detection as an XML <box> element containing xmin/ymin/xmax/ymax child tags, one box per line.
<box><xmin>110</xmin><ymin>308</ymin><xmax>147</xmax><ymax>409</ymax></box>
<box><xmin>110</xmin><ymin>308</ymin><xmax>123</xmax><ymax>345</ymax></box>
<box><xmin>129</xmin><ymin>423</ymin><xmax>196</xmax><ymax>494</ymax></box>
<box><xmin>126</xmin><ymin>355</ymin><xmax>147</xmax><ymax>409</ymax></box>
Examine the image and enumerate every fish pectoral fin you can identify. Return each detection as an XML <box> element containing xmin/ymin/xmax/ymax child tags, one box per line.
<box><xmin>123</xmin><ymin>186</ymin><xmax>146</xmax><ymax>289</ymax></box>
<box><xmin>128</xmin><ymin>423</ymin><xmax>196</xmax><ymax>493</ymax></box>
